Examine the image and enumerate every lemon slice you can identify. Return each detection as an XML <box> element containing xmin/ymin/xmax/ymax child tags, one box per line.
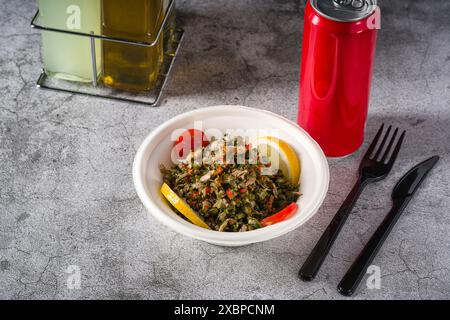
<box><xmin>255</xmin><ymin>136</ymin><xmax>301</xmax><ymax>185</ymax></box>
<box><xmin>160</xmin><ymin>183</ymin><xmax>211</xmax><ymax>230</ymax></box>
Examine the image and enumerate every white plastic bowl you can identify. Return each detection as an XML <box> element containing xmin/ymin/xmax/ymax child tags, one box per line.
<box><xmin>133</xmin><ymin>106</ymin><xmax>329</xmax><ymax>246</ymax></box>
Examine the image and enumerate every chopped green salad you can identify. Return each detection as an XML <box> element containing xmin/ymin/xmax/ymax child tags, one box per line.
<box><xmin>161</xmin><ymin>135</ymin><xmax>300</xmax><ymax>232</ymax></box>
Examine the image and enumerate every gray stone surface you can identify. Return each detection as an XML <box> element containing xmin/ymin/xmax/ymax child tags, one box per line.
<box><xmin>0</xmin><ymin>0</ymin><xmax>449</xmax><ymax>300</ymax></box>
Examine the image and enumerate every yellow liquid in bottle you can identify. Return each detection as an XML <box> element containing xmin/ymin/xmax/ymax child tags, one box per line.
<box><xmin>101</xmin><ymin>0</ymin><xmax>164</xmax><ymax>92</ymax></box>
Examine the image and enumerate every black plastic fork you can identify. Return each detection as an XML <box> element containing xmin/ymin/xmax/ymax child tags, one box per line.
<box><xmin>299</xmin><ymin>124</ymin><xmax>406</xmax><ymax>281</ymax></box>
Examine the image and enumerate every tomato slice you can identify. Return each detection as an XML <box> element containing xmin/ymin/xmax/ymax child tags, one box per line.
<box><xmin>174</xmin><ymin>129</ymin><xmax>209</xmax><ymax>158</ymax></box>
<box><xmin>261</xmin><ymin>203</ymin><xmax>298</xmax><ymax>227</ymax></box>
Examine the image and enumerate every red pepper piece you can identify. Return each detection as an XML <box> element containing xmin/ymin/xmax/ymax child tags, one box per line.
<box><xmin>174</xmin><ymin>129</ymin><xmax>209</xmax><ymax>158</ymax></box>
<box><xmin>261</xmin><ymin>203</ymin><xmax>298</xmax><ymax>227</ymax></box>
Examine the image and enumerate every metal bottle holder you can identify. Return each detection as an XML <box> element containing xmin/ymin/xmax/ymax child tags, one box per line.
<box><xmin>31</xmin><ymin>0</ymin><xmax>183</xmax><ymax>106</ymax></box>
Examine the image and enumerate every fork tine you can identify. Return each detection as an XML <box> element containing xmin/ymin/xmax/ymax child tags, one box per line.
<box><xmin>381</xmin><ymin>128</ymin><xmax>399</xmax><ymax>163</ymax></box>
<box><xmin>387</xmin><ymin>131</ymin><xmax>406</xmax><ymax>167</ymax></box>
<box><xmin>363</xmin><ymin>123</ymin><xmax>384</xmax><ymax>160</ymax></box>
<box><xmin>373</xmin><ymin>125</ymin><xmax>392</xmax><ymax>160</ymax></box>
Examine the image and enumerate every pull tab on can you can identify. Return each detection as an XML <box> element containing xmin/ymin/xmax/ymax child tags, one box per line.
<box><xmin>312</xmin><ymin>0</ymin><xmax>377</xmax><ymax>22</ymax></box>
<box><xmin>333</xmin><ymin>0</ymin><xmax>365</xmax><ymax>10</ymax></box>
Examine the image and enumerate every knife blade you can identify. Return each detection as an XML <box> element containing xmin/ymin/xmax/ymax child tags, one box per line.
<box><xmin>391</xmin><ymin>156</ymin><xmax>440</xmax><ymax>203</ymax></box>
<box><xmin>337</xmin><ymin>156</ymin><xmax>440</xmax><ymax>296</ymax></box>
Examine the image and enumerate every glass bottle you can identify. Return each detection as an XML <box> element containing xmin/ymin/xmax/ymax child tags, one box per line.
<box><xmin>101</xmin><ymin>0</ymin><xmax>165</xmax><ymax>92</ymax></box>
<box><xmin>38</xmin><ymin>0</ymin><xmax>101</xmax><ymax>82</ymax></box>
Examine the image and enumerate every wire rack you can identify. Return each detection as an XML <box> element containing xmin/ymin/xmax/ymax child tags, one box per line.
<box><xmin>31</xmin><ymin>0</ymin><xmax>183</xmax><ymax>106</ymax></box>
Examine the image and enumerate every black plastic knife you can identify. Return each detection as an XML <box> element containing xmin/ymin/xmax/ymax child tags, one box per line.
<box><xmin>337</xmin><ymin>155</ymin><xmax>440</xmax><ymax>296</ymax></box>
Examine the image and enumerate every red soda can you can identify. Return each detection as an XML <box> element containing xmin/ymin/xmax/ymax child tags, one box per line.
<box><xmin>298</xmin><ymin>0</ymin><xmax>380</xmax><ymax>157</ymax></box>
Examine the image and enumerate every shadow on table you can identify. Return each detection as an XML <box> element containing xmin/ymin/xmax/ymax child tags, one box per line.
<box><xmin>364</xmin><ymin>112</ymin><xmax>450</xmax><ymax>158</ymax></box>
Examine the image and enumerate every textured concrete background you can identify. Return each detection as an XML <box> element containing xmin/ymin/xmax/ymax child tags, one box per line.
<box><xmin>0</xmin><ymin>0</ymin><xmax>449</xmax><ymax>300</ymax></box>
